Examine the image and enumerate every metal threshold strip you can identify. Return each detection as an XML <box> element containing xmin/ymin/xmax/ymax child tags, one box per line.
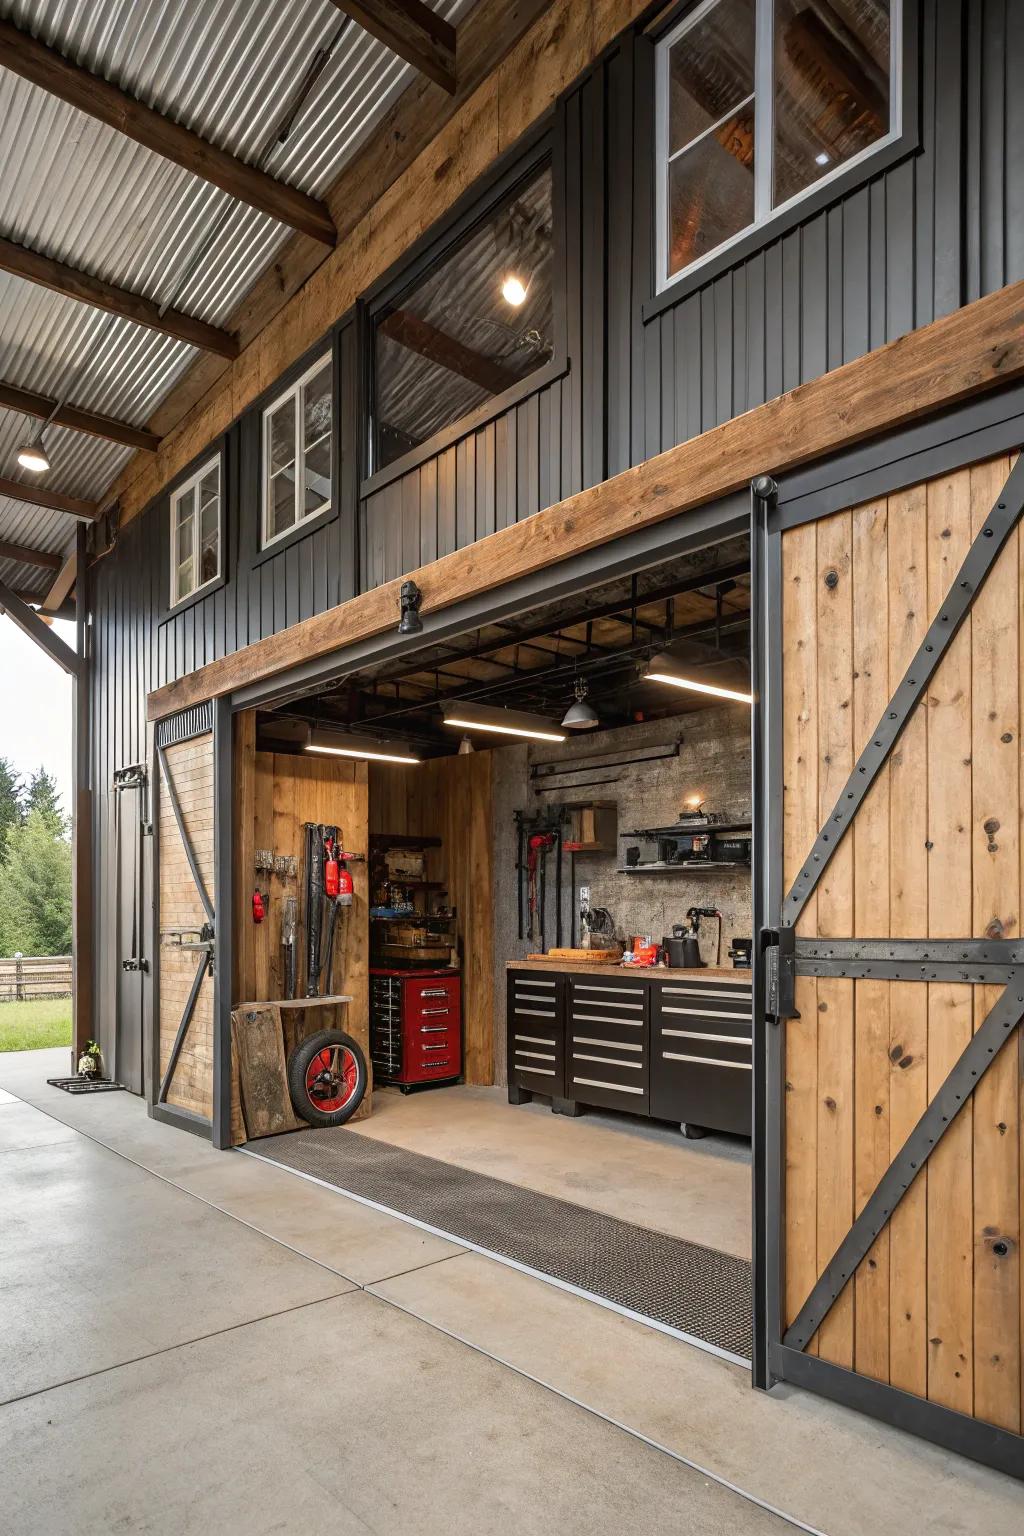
<box><xmin>243</xmin><ymin>1128</ymin><xmax>752</xmax><ymax>1366</ymax></box>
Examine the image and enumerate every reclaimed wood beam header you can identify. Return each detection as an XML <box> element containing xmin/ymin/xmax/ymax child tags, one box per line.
<box><xmin>330</xmin><ymin>1</ymin><xmax>456</xmax><ymax>93</ymax></box>
<box><xmin>0</xmin><ymin>383</ymin><xmax>160</xmax><ymax>455</ymax></box>
<box><xmin>147</xmin><ymin>281</ymin><xmax>1024</xmax><ymax>721</ymax></box>
<box><xmin>0</xmin><ymin>20</ymin><xmax>337</xmax><ymax>247</ymax></box>
<box><xmin>0</xmin><ymin>237</ymin><xmax>238</xmax><ymax>359</ymax></box>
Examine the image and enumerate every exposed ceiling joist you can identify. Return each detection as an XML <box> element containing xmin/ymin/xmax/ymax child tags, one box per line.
<box><xmin>0</xmin><ymin>383</ymin><xmax>159</xmax><ymax>454</ymax></box>
<box><xmin>0</xmin><ymin>474</ymin><xmax>102</xmax><ymax>520</ymax></box>
<box><xmin>380</xmin><ymin>308</ymin><xmax>517</xmax><ymax>394</ymax></box>
<box><xmin>0</xmin><ymin>537</ymin><xmax>62</xmax><ymax>570</ymax></box>
<box><xmin>329</xmin><ymin>1</ymin><xmax>456</xmax><ymax>93</ymax></box>
<box><xmin>0</xmin><ymin>576</ymin><xmax>81</xmax><ymax>674</ymax></box>
<box><xmin>43</xmin><ymin>550</ymin><xmax>77</xmax><ymax>612</ymax></box>
<box><xmin>0</xmin><ymin>237</ymin><xmax>239</xmax><ymax>359</ymax></box>
<box><xmin>0</xmin><ymin>19</ymin><xmax>337</xmax><ymax>248</ymax></box>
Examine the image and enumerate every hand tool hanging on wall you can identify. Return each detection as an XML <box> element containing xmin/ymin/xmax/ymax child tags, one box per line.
<box><xmin>515</xmin><ymin>812</ymin><xmax>525</xmax><ymax>941</ymax></box>
<box><xmin>282</xmin><ymin>895</ymin><xmax>298</xmax><ymax>999</ymax></box>
<box><xmin>252</xmin><ymin>889</ymin><xmax>266</xmax><ymax>924</ymax></box>
<box><xmin>304</xmin><ymin>822</ymin><xmax>329</xmax><ymax>997</ymax></box>
<box><xmin>322</xmin><ymin>832</ymin><xmax>355</xmax><ymax>995</ymax></box>
<box><xmin>527</xmin><ymin>831</ymin><xmax>556</xmax><ymax>952</ymax></box>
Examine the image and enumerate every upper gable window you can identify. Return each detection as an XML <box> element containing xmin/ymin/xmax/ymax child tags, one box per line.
<box><xmin>262</xmin><ymin>355</ymin><xmax>333</xmax><ymax>548</ymax></box>
<box><xmin>656</xmin><ymin>0</ymin><xmax>901</xmax><ymax>290</ymax></box>
<box><xmin>372</xmin><ymin>163</ymin><xmax>555</xmax><ymax>473</ymax></box>
<box><xmin>170</xmin><ymin>456</ymin><xmax>221</xmax><ymax>606</ymax></box>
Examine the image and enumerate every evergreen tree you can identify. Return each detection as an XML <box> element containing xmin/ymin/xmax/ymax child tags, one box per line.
<box><xmin>0</xmin><ymin>809</ymin><xmax>72</xmax><ymax>956</ymax></box>
<box><xmin>0</xmin><ymin>757</ymin><xmax>22</xmax><ymax>863</ymax></box>
<box><xmin>23</xmin><ymin>767</ymin><xmax>66</xmax><ymax>835</ymax></box>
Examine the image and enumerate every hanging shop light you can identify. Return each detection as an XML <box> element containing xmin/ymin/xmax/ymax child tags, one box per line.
<box><xmin>305</xmin><ymin>727</ymin><xmax>420</xmax><ymax>765</ymax></box>
<box><xmin>457</xmin><ymin>735</ymin><xmax>475</xmax><ymax>755</ymax></box>
<box><xmin>643</xmin><ymin>653</ymin><xmax>752</xmax><ymax>705</ymax></box>
<box><xmin>442</xmin><ymin>700</ymin><xmax>566</xmax><ymax>744</ymax></box>
<box><xmin>561</xmin><ymin>677</ymin><xmax>599</xmax><ymax>730</ymax></box>
<box><xmin>16</xmin><ymin>431</ymin><xmax>51</xmax><ymax>473</ymax></box>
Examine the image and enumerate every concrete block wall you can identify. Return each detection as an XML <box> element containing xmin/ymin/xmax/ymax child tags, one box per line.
<box><xmin>489</xmin><ymin>705</ymin><xmax>753</xmax><ymax>1083</ymax></box>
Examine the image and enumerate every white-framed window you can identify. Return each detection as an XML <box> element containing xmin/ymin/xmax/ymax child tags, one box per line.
<box><xmin>170</xmin><ymin>456</ymin><xmax>221</xmax><ymax>606</ymax></box>
<box><xmin>261</xmin><ymin>354</ymin><xmax>333</xmax><ymax>547</ymax></box>
<box><xmin>656</xmin><ymin>0</ymin><xmax>902</xmax><ymax>291</ymax></box>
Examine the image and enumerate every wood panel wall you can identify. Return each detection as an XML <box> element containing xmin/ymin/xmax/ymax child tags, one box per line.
<box><xmin>369</xmin><ymin>752</ymin><xmax>494</xmax><ymax>1084</ymax></box>
<box><xmin>781</xmin><ymin>454</ymin><xmax>1023</xmax><ymax>1434</ymax></box>
<box><xmin>157</xmin><ymin>734</ymin><xmax>215</xmax><ymax>1118</ymax></box>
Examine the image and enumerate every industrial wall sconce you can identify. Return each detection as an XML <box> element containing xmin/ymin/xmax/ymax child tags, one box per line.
<box><xmin>398</xmin><ymin>579</ymin><xmax>423</xmax><ymax>634</ymax></box>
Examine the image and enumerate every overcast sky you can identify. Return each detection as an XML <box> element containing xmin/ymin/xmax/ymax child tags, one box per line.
<box><xmin>0</xmin><ymin>616</ymin><xmax>74</xmax><ymax>817</ymax></box>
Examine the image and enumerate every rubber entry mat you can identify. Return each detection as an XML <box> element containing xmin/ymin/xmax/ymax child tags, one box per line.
<box><xmin>248</xmin><ymin>1127</ymin><xmax>753</xmax><ymax>1361</ymax></box>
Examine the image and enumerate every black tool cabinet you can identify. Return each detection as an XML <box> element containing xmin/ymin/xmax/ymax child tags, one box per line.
<box><xmin>506</xmin><ymin>965</ymin><xmax>752</xmax><ymax>1137</ymax></box>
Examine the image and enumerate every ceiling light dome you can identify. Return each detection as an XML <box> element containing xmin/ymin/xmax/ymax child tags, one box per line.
<box><xmin>16</xmin><ymin>434</ymin><xmax>50</xmax><ymax>473</ymax></box>
<box><xmin>561</xmin><ymin>677</ymin><xmax>599</xmax><ymax>730</ymax></box>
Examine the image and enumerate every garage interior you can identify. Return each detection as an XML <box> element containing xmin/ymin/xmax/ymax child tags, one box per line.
<box><xmin>227</xmin><ymin>532</ymin><xmax>756</xmax><ymax>1357</ymax></box>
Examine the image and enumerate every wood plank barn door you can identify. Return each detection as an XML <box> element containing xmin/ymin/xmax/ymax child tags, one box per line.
<box><xmin>153</xmin><ymin>706</ymin><xmax>217</xmax><ymax>1128</ymax></box>
<box><xmin>754</xmin><ymin>453</ymin><xmax>1024</xmax><ymax>1478</ymax></box>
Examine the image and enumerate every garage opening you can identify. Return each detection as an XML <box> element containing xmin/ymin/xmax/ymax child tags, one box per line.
<box><xmin>233</xmin><ymin>532</ymin><xmax>754</xmax><ymax>1362</ymax></box>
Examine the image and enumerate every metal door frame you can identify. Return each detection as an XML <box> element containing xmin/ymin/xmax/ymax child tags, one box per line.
<box><xmin>111</xmin><ymin>762</ymin><xmax>149</xmax><ymax>1093</ymax></box>
<box><xmin>751</xmin><ymin>436</ymin><xmax>1024</xmax><ymax>1479</ymax></box>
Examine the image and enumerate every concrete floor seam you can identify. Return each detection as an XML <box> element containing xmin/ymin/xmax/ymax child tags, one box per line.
<box><xmin>0</xmin><ymin>1289</ymin><xmax>362</xmax><ymax>1411</ymax></box>
<box><xmin>365</xmin><ymin>1284</ymin><xmax>829</xmax><ymax>1536</ymax></box>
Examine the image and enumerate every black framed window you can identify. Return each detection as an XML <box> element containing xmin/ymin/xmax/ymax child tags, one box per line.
<box><xmin>371</xmin><ymin>161</ymin><xmax>556</xmax><ymax>473</ymax></box>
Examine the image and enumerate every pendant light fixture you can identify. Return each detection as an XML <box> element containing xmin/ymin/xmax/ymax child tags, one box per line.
<box><xmin>442</xmin><ymin>700</ymin><xmax>566</xmax><ymax>744</ymax></box>
<box><xmin>457</xmin><ymin>735</ymin><xmax>474</xmax><ymax>755</ymax></box>
<box><xmin>643</xmin><ymin>652</ymin><xmax>752</xmax><ymax>705</ymax></box>
<box><xmin>16</xmin><ymin>431</ymin><xmax>51</xmax><ymax>473</ymax></box>
<box><xmin>561</xmin><ymin>677</ymin><xmax>599</xmax><ymax>730</ymax></box>
<box><xmin>305</xmin><ymin>727</ymin><xmax>420</xmax><ymax>765</ymax></box>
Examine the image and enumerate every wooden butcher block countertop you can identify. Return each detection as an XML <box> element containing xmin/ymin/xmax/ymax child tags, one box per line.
<box><xmin>506</xmin><ymin>959</ymin><xmax>748</xmax><ymax>981</ymax></box>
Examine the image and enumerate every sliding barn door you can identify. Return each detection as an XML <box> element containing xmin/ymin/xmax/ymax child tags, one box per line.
<box><xmin>756</xmin><ymin>452</ymin><xmax>1024</xmax><ymax>1477</ymax></box>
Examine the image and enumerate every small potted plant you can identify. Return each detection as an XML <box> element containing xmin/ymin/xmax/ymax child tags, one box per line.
<box><xmin>77</xmin><ymin>1040</ymin><xmax>102</xmax><ymax>1079</ymax></box>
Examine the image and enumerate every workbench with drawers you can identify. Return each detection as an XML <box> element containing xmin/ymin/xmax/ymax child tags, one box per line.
<box><xmin>505</xmin><ymin>960</ymin><xmax>752</xmax><ymax>1138</ymax></box>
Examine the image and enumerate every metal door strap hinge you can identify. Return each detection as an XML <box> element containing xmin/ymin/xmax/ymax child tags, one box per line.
<box><xmin>762</xmin><ymin>927</ymin><xmax>799</xmax><ymax>1025</ymax></box>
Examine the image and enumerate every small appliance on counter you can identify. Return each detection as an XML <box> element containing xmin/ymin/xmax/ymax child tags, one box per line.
<box><xmin>728</xmin><ymin>936</ymin><xmax>752</xmax><ymax>969</ymax></box>
<box><xmin>661</xmin><ymin>907</ymin><xmax>722</xmax><ymax>968</ymax></box>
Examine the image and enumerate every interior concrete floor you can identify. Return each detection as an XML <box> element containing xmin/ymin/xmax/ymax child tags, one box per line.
<box><xmin>347</xmin><ymin>1083</ymin><xmax>752</xmax><ymax>1258</ymax></box>
<box><xmin>0</xmin><ymin>1048</ymin><xmax>1020</xmax><ymax>1536</ymax></box>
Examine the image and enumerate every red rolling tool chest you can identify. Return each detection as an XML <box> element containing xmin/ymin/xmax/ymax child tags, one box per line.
<box><xmin>370</xmin><ymin>967</ymin><xmax>462</xmax><ymax>1090</ymax></box>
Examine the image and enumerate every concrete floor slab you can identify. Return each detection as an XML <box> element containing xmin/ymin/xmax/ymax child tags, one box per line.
<box><xmin>370</xmin><ymin>1250</ymin><xmax>1022</xmax><ymax>1536</ymax></box>
<box><xmin>0</xmin><ymin>1135</ymin><xmax>353</xmax><ymax>1403</ymax></box>
<box><xmin>0</xmin><ymin>1291</ymin><xmax>793</xmax><ymax>1536</ymax></box>
<box><xmin>0</xmin><ymin>1097</ymin><xmax>80</xmax><ymax>1153</ymax></box>
<box><xmin>351</xmin><ymin>1083</ymin><xmax>753</xmax><ymax>1257</ymax></box>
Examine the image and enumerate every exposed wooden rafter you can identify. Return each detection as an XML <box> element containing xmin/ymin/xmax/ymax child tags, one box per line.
<box><xmin>0</xmin><ymin>19</ymin><xmax>337</xmax><ymax>247</ymax></box>
<box><xmin>380</xmin><ymin>308</ymin><xmax>517</xmax><ymax>394</ymax></box>
<box><xmin>42</xmin><ymin>550</ymin><xmax>78</xmax><ymax>611</ymax></box>
<box><xmin>329</xmin><ymin>1</ymin><xmax>456</xmax><ymax>93</ymax></box>
<box><xmin>0</xmin><ymin>474</ymin><xmax>102</xmax><ymax>520</ymax></box>
<box><xmin>0</xmin><ymin>383</ymin><xmax>159</xmax><ymax>454</ymax></box>
<box><xmin>0</xmin><ymin>237</ymin><xmax>239</xmax><ymax>359</ymax></box>
<box><xmin>0</xmin><ymin>576</ymin><xmax>82</xmax><ymax>674</ymax></box>
<box><xmin>0</xmin><ymin>537</ymin><xmax>62</xmax><ymax>571</ymax></box>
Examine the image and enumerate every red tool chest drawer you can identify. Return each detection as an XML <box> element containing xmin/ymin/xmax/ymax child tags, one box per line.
<box><xmin>370</xmin><ymin>968</ymin><xmax>462</xmax><ymax>1089</ymax></box>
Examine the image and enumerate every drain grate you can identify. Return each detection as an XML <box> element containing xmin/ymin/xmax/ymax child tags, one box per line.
<box><xmin>46</xmin><ymin>1076</ymin><xmax>126</xmax><ymax>1094</ymax></box>
<box><xmin>248</xmin><ymin>1127</ymin><xmax>752</xmax><ymax>1361</ymax></box>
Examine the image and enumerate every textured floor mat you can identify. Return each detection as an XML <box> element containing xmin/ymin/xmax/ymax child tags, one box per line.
<box><xmin>248</xmin><ymin>1126</ymin><xmax>752</xmax><ymax>1361</ymax></box>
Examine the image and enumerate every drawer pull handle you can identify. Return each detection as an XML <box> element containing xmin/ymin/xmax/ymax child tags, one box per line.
<box><xmin>573</xmin><ymin>1052</ymin><xmax>643</xmax><ymax>1070</ymax></box>
<box><xmin>661</xmin><ymin>1005</ymin><xmax>752</xmax><ymax>1021</ymax></box>
<box><xmin>662</xmin><ymin>1029</ymin><xmax>752</xmax><ymax>1046</ymax></box>
<box><xmin>573</xmin><ymin>1035</ymin><xmax>642</xmax><ymax>1052</ymax></box>
<box><xmin>518</xmin><ymin>1065</ymin><xmax>555</xmax><ymax>1076</ymax></box>
<box><xmin>419</xmin><ymin>988</ymin><xmax>450</xmax><ymax>998</ymax></box>
<box><xmin>421</xmin><ymin>1006</ymin><xmax>450</xmax><ymax>1016</ymax></box>
<box><xmin>515</xmin><ymin>1033</ymin><xmax>555</xmax><ymax>1046</ymax></box>
<box><xmin>663</xmin><ymin>988</ymin><xmax>752</xmax><ymax>1002</ymax></box>
<box><xmin>571</xmin><ymin>1013</ymin><xmax>643</xmax><ymax>1027</ymax></box>
<box><xmin>572</xmin><ymin>1075</ymin><xmax>644</xmax><ymax>1095</ymax></box>
<box><xmin>514</xmin><ymin>1008</ymin><xmax>556</xmax><ymax>1019</ymax></box>
<box><xmin>663</xmin><ymin>1051</ymin><xmax>752</xmax><ymax>1071</ymax></box>
<box><xmin>516</xmin><ymin>1049</ymin><xmax>556</xmax><ymax>1062</ymax></box>
<box><xmin>512</xmin><ymin>977</ymin><xmax>555</xmax><ymax>987</ymax></box>
<box><xmin>574</xmin><ymin>985</ymin><xmax>643</xmax><ymax>997</ymax></box>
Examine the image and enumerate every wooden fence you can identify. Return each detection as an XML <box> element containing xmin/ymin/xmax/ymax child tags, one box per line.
<box><xmin>0</xmin><ymin>955</ymin><xmax>72</xmax><ymax>1003</ymax></box>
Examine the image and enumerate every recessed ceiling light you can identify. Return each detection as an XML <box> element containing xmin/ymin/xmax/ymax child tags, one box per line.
<box><xmin>644</xmin><ymin>653</ymin><xmax>752</xmax><ymax>705</ymax></box>
<box><xmin>501</xmin><ymin>274</ymin><xmax>528</xmax><ymax>307</ymax></box>
<box><xmin>305</xmin><ymin>727</ymin><xmax>419</xmax><ymax>765</ymax></box>
<box><xmin>442</xmin><ymin>700</ymin><xmax>566</xmax><ymax>744</ymax></box>
<box><xmin>16</xmin><ymin>435</ymin><xmax>50</xmax><ymax>473</ymax></box>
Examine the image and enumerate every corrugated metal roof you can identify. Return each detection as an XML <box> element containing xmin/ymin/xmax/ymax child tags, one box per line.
<box><xmin>0</xmin><ymin>0</ymin><xmax>475</xmax><ymax>591</ymax></box>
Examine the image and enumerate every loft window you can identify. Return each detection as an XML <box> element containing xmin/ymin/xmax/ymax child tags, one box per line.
<box><xmin>261</xmin><ymin>354</ymin><xmax>333</xmax><ymax>547</ymax></box>
<box><xmin>170</xmin><ymin>456</ymin><xmax>221</xmax><ymax>606</ymax></box>
<box><xmin>372</xmin><ymin>163</ymin><xmax>555</xmax><ymax>473</ymax></box>
<box><xmin>656</xmin><ymin>0</ymin><xmax>901</xmax><ymax>289</ymax></box>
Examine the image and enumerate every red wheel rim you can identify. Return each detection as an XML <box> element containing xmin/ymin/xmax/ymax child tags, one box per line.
<box><xmin>304</xmin><ymin>1045</ymin><xmax>358</xmax><ymax>1114</ymax></box>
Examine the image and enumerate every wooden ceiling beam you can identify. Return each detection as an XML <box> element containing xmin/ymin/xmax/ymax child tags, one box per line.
<box><xmin>0</xmin><ymin>474</ymin><xmax>102</xmax><ymax>520</ymax></box>
<box><xmin>380</xmin><ymin>308</ymin><xmax>517</xmax><ymax>394</ymax></box>
<box><xmin>42</xmin><ymin>550</ymin><xmax>77</xmax><ymax>611</ymax></box>
<box><xmin>0</xmin><ymin>383</ymin><xmax>159</xmax><ymax>454</ymax></box>
<box><xmin>0</xmin><ymin>537</ymin><xmax>62</xmax><ymax>570</ymax></box>
<box><xmin>0</xmin><ymin>19</ymin><xmax>336</xmax><ymax>247</ymax></box>
<box><xmin>0</xmin><ymin>237</ymin><xmax>238</xmax><ymax>359</ymax></box>
<box><xmin>329</xmin><ymin>1</ymin><xmax>456</xmax><ymax>93</ymax></box>
<box><xmin>0</xmin><ymin>576</ymin><xmax>81</xmax><ymax>674</ymax></box>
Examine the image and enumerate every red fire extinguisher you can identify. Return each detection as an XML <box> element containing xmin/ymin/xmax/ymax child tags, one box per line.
<box><xmin>324</xmin><ymin>835</ymin><xmax>354</xmax><ymax>907</ymax></box>
<box><xmin>252</xmin><ymin>888</ymin><xmax>266</xmax><ymax>923</ymax></box>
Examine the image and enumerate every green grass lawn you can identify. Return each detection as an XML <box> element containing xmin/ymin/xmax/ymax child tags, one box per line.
<box><xmin>0</xmin><ymin>997</ymin><xmax>72</xmax><ymax>1053</ymax></box>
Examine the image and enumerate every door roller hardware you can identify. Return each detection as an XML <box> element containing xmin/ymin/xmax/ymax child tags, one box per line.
<box><xmin>761</xmin><ymin>927</ymin><xmax>798</xmax><ymax>1025</ymax></box>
